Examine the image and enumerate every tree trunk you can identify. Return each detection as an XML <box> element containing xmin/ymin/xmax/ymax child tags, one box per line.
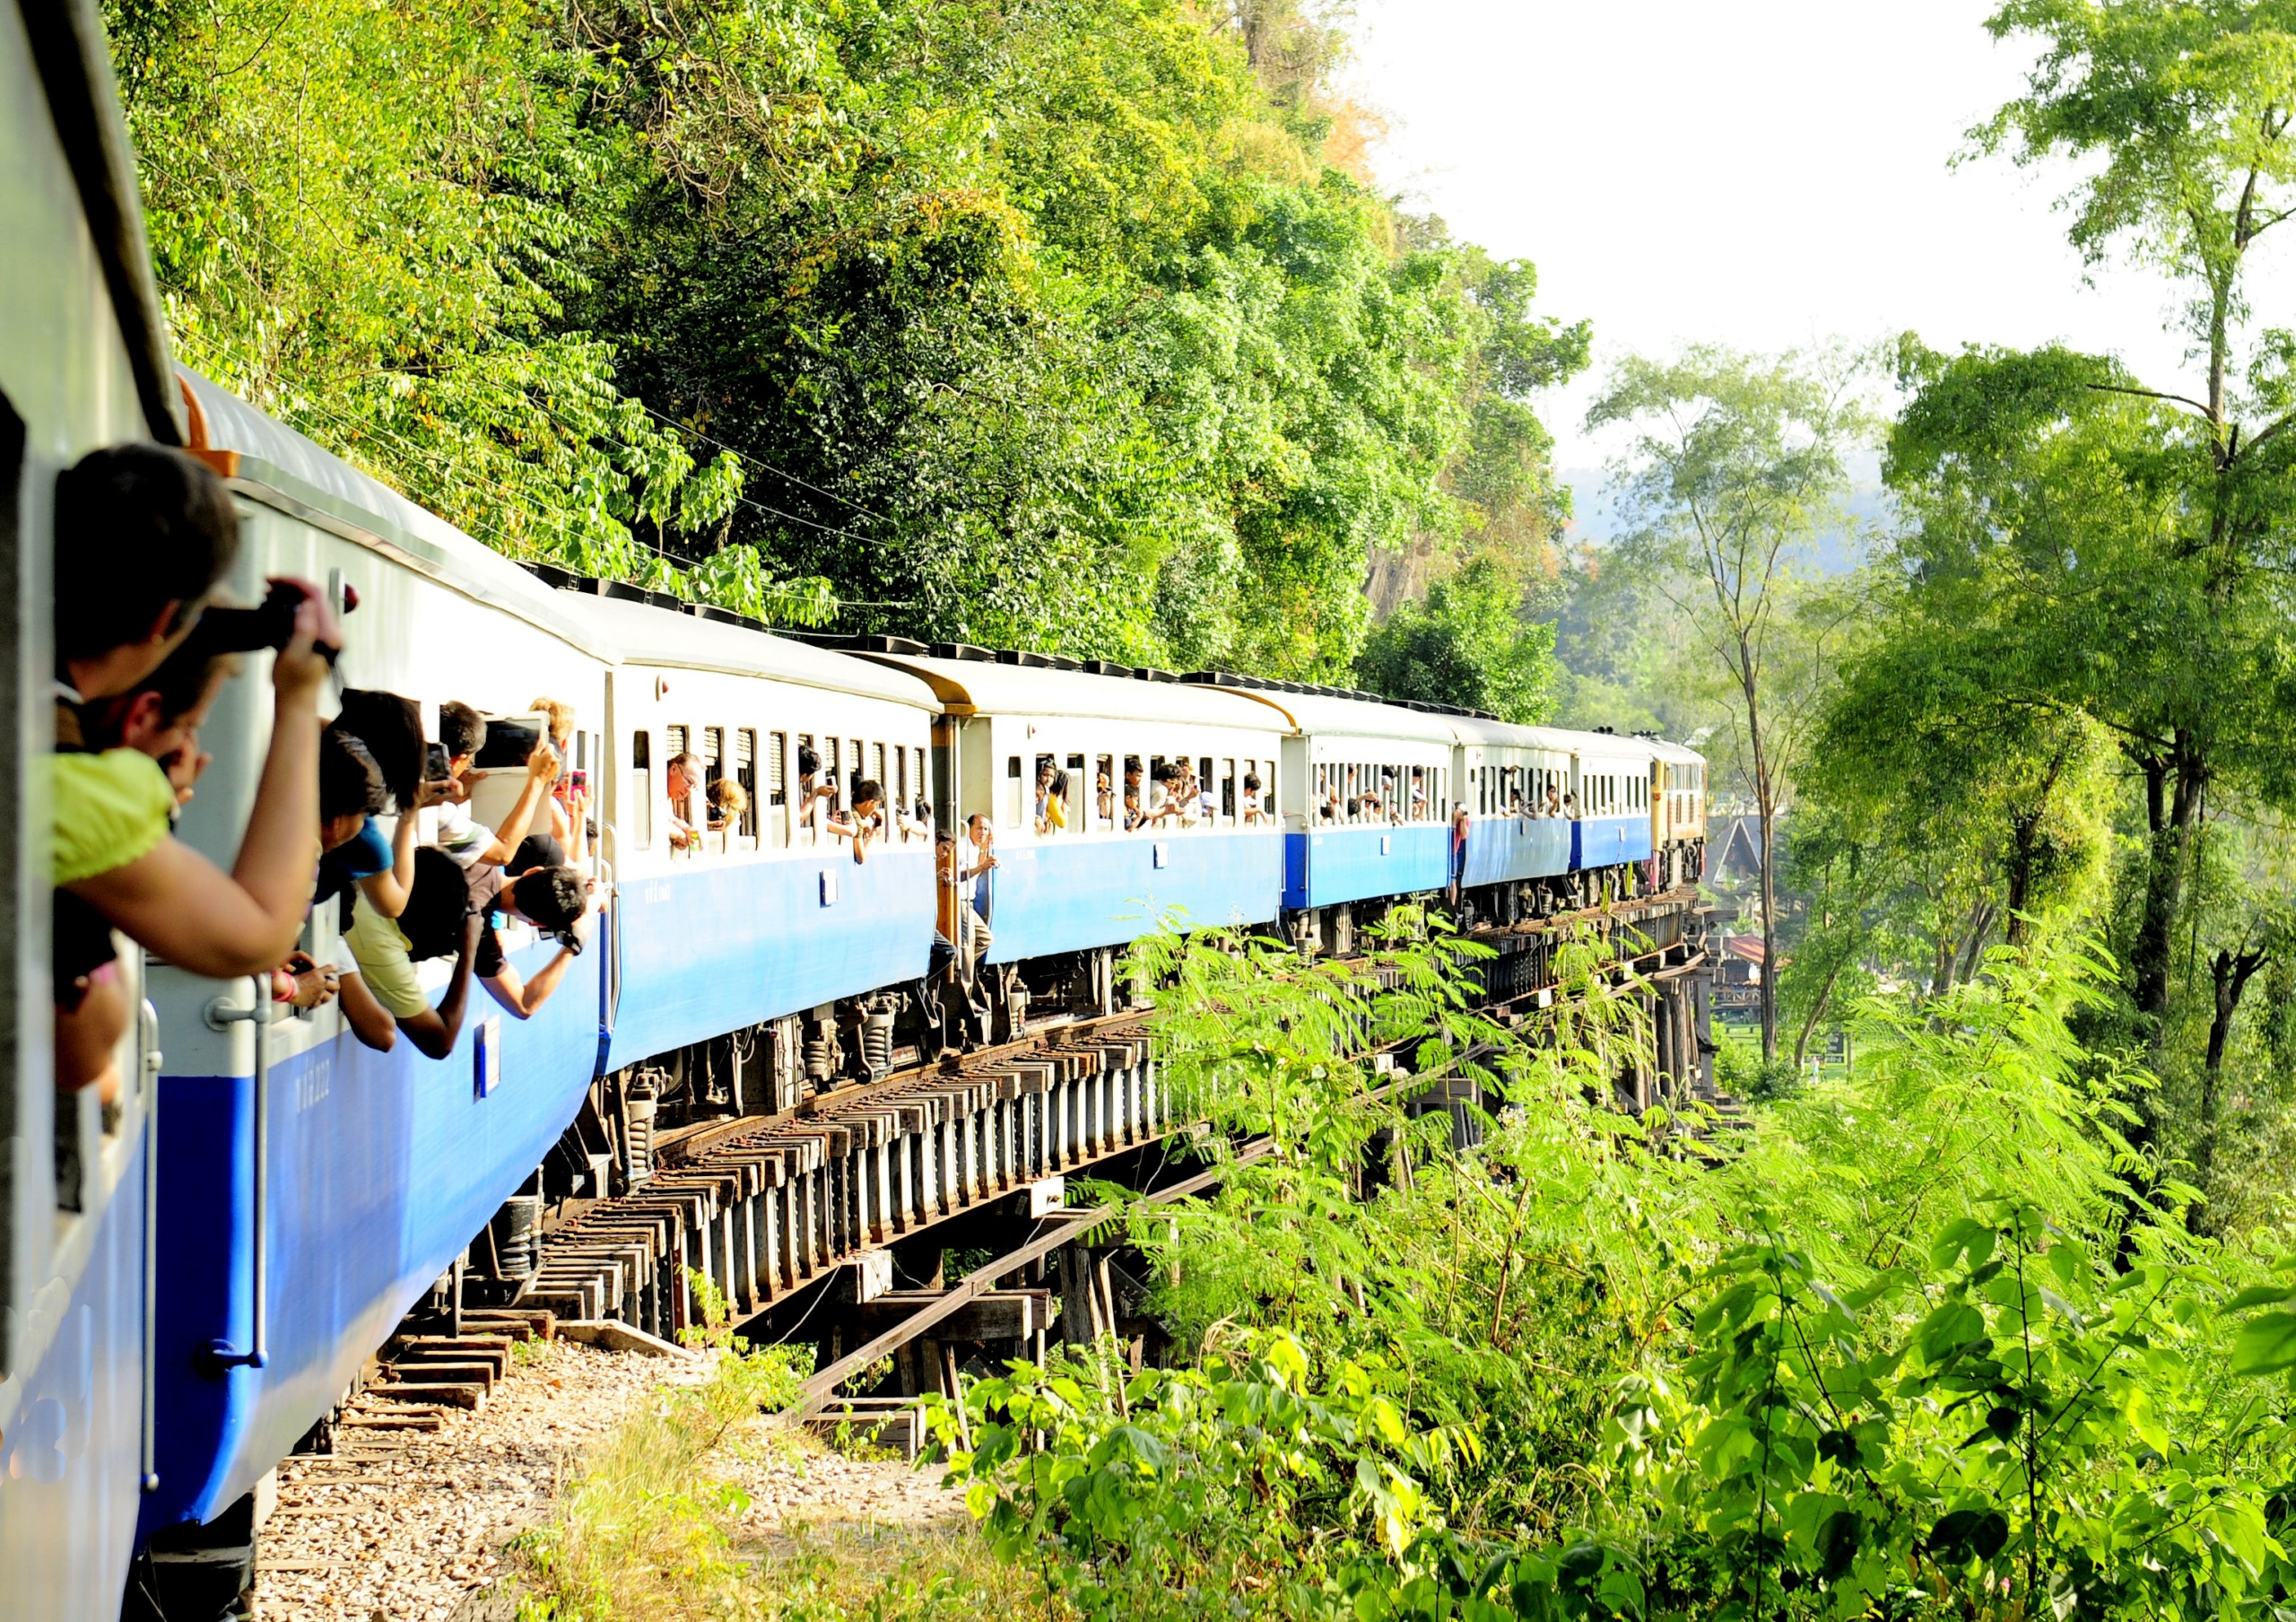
<box><xmin>2128</xmin><ymin>740</ymin><xmax>2203</xmax><ymax>1047</ymax></box>
<box><xmin>2198</xmin><ymin>945</ymin><xmax>2267</xmax><ymax>1191</ymax></box>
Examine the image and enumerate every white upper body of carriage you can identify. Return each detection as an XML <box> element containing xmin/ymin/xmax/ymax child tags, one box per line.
<box><xmin>538</xmin><ymin>595</ymin><xmax>943</xmax><ymax>880</ymax></box>
<box><xmin>846</xmin><ymin>656</ymin><xmax>1291</xmax><ymax>839</ymax></box>
<box><xmin>1451</xmin><ymin>718</ymin><xmax>1578</xmax><ymax>816</ymax></box>
<box><xmin>171</xmin><ymin>371</ymin><xmax>620</xmax><ymax>1067</ymax></box>
<box><xmin>1213</xmin><ymin>689</ymin><xmax>1457</xmax><ymax>829</ymax></box>
<box><xmin>1566</xmin><ymin>736</ymin><xmax>1659</xmax><ymax>822</ymax></box>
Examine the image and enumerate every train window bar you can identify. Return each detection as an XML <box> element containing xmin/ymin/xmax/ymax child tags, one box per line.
<box><xmin>796</xmin><ymin>733</ymin><xmax>818</xmax><ymax>845</ymax></box>
<box><xmin>630</xmin><ymin>729</ymin><xmax>653</xmax><ymax>851</ymax></box>
<box><xmin>736</xmin><ymin>729</ymin><xmax>759</xmax><ymax>846</ymax></box>
<box><xmin>768</xmin><ymin>731</ymin><xmax>787</xmax><ymax>848</ymax></box>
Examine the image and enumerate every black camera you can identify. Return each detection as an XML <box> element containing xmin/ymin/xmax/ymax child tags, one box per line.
<box><xmin>424</xmin><ymin>741</ymin><xmax>449</xmax><ymax>780</ymax></box>
<box><xmin>188</xmin><ymin>580</ymin><xmax>339</xmax><ymax>665</ymax></box>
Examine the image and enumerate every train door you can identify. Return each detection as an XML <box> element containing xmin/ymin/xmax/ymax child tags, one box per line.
<box><xmin>931</xmin><ymin>716</ymin><xmax>960</xmax><ymax>944</ymax></box>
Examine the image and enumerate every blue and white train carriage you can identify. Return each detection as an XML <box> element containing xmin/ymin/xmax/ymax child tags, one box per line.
<box><xmin>1</xmin><ymin>3</ymin><xmax>180</xmax><ymax>1615</ymax></box>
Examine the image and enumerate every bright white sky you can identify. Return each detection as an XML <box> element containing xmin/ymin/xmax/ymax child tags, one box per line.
<box><xmin>1350</xmin><ymin>0</ymin><xmax>2295</xmax><ymax>493</ymax></box>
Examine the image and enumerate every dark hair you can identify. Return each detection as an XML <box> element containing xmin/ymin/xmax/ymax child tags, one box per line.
<box><xmin>509</xmin><ymin>866</ymin><xmax>585</xmax><ymax>931</ymax></box>
<box><xmin>331</xmin><ymin>689</ymin><xmax>423</xmax><ymax>809</ymax></box>
<box><xmin>54</xmin><ymin>444</ymin><xmax>240</xmax><ymax>662</ymax></box>
<box><xmin>85</xmin><ymin>646</ymin><xmax>236</xmax><ymax>746</ymax></box>
<box><xmin>1243</xmin><ymin>772</ymin><xmax>1261</xmax><ymax>790</ymax></box>
<box><xmin>853</xmin><ymin>777</ymin><xmax>883</xmax><ymax>807</ymax></box>
<box><xmin>438</xmin><ymin>702</ymin><xmax>486</xmax><ymax>761</ymax></box>
<box><xmin>319</xmin><ymin>730</ymin><xmax>389</xmax><ymax>822</ymax></box>
<box><xmin>797</xmin><ymin>745</ymin><xmax>820</xmax><ymax>775</ymax></box>
<box><xmin>914</xmin><ymin>798</ymin><xmax>931</xmax><ymax>822</ymax></box>
<box><xmin>399</xmin><ymin>847</ymin><xmax>473</xmax><ymax>961</ymax></box>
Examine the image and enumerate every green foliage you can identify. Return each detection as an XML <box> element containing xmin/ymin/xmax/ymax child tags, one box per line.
<box><xmin>109</xmin><ymin>0</ymin><xmax>1578</xmax><ymax>673</ymax></box>
<box><xmin>1355</xmin><ymin>557</ymin><xmax>1559</xmax><ymax>723</ymax></box>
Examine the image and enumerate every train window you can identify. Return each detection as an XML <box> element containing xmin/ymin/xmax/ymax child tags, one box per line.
<box><xmin>631</xmin><ymin>730</ymin><xmax>653</xmax><ymax>850</ymax></box>
<box><xmin>1218</xmin><ymin>759</ymin><xmax>1233</xmax><ymax>824</ymax></box>
<box><xmin>703</xmin><ymin>727</ymin><xmax>724</xmax><ymax>789</ymax></box>
<box><xmin>796</xmin><ymin>733</ymin><xmax>819</xmax><ymax>845</ymax></box>
<box><xmin>1005</xmin><ymin>754</ymin><xmax>1023</xmax><ymax>828</ymax></box>
<box><xmin>824</xmin><ymin>738</ymin><xmax>842</xmax><ymax>813</ymax></box>
<box><xmin>736</xmin><ymin>730</ymin><xmax>759</xmax><ymax>844</ymax></box>
<box><xmin>873</xmin><ymin>743</ymin><xmax>887</xmax><ymax>806</ymax></box>
<box><xmin>767</xmin><ymin>732</ymin><xmax>788</xmax><ymax>847</ymax></box>
<box><xmin>1093</xmin><ymin>754</ymin><xmax>1115</xmax><ymax>831</ymax></box>
<box><xmin>914</xmin><ymin>748</ymin><xmax>927</xmax><ymax>823</ymax></box>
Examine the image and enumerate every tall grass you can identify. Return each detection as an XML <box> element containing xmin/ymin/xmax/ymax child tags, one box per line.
<box><xmin>509</xmin><ymin>1343</ymin><xmax>1061</xmax><ymax>1622</ymax></box>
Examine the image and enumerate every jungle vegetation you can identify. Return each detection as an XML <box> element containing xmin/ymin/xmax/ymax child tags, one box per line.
<box><xmin>97</xmin><ymin>0</ymin><xmax>2296</xmax><ymax>1615</ymax></box>
<box><xmin>106</xmin><ymin>0</ymin><xmax>1585</xmax><ymax>682</ymax></box>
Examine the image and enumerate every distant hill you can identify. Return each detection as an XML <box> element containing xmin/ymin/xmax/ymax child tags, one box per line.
<box><xmin>1558</xmin><ymin>453</ymin><xmax>1891</xmax><ymax>575</ymax></box>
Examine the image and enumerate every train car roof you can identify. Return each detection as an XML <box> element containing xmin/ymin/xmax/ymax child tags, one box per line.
<box><xmin>1212</xmin><ymin>686</ymin><xmax>1463</xmax><ymax>745</ymax></box>
<box><xmin>181</xmin><ymin>371</ymin><xmax>613</xmax><ymax>658</ymax></box>
<box><xmin>1449</xmin><ymin>716</ymin><xmax>1585</xmax><ymax>754</ymax></box>
<box><xmin>836</xmin><ymin>653</ymin><xmax>1283</xmax><ymax>728</ymax></box>
<box><xmin>1646</xmin><ymin>737</ymin><xmax>1706</xmax><ymax>764</ymax></box>
<box><xmin>544</xmin><ymin>593</ymin><xmax>941</xmax><ymax>708</ymax></box>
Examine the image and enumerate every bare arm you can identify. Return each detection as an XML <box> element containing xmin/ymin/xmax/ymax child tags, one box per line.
<box><xmin>481</xmin><ymin>943</ymin><xmax>578</xmax><ymax>1020</ymax></box>
<box><xmin>400</xmin><ymin>916</ymin><xmax>483</xmax><ymax>1058</ymax></box>
<box><xmin>72</xmin><ymin>838</ymin><xmax>314</xmax><ymax>979</ymax></box>
<box><xmin>476</xmin><ymin>745</ymin><xmax>560</xmax><ymax>866</ymax></box>
<box><xmin>77</xmin><ymin>589</ymin><xmax>339</xmax><ymax>976</ymax></box>
<box><xmin>355</xmin><ymin>809</ymin><xmax>421</xmax><ymax>920</ymax></box>
<box><xmin>229</xmin><ymin>607</ymin><xmax>331</xmax><ymax>934</ymax></box>
<box><xmin>336</xmin><ymin>972</ymin><xmax>399</xmax><ymax>1053</ymax></box>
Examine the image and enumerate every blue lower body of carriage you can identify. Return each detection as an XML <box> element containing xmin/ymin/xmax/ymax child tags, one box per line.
<box><xmin>981</xmin><ymin>832</ymin><xmax>1283</xmax><ymax>962</ymax></box>
<box><xmin>0</xmin><ymin>1134</ymin><xmax>146</xmax><ymax>1622</ymax></box>
<box><xmin>1283</xmin><ymin>825</ymin><xmax>1451</xmax><ymax>911</ymax></box>
<box><xmin>1460</xmin><ymin>817</ymin><xmax>1574</xmax><ymax>888</ymax></box>
<box><xmin>140</xmin><ymin>937</ymin><xmax>604</xmax><ymax>1539</ymax></box>
<box><xmin>1573</xmin><ymin>816</ymin><xmax>1653</xmax><ymax>871</ymax></box>
<box><xmin>603</xmin><ymin>850</ymin><xmax>935</xmax><ymax>1072</ymax></box>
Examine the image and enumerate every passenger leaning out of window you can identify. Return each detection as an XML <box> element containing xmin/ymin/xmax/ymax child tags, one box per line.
<box><xmin>51</xmin><ymin>445</ymin><xmax>341</xmax><ymax>1095</ymax></box>
<box><xmin>1241</xmin><ymin>772</ymin><xmax>1265</xmax><ymax>826</ymax></box>
<box><xmin>707</xmin><ymin>776</ymin><xmax>747</xmax><ymax>833</ymax></box>
<box><xmin>1034</xmin><ymin>761</ymin><xmax>1067</xmax><ymax>837</ymax></box>
<box><xmin>661</xmin><ymin>750</ymin><xmax>703</xmax><ymax>850</ymax></box>
<box><xmin>338</xmin><ymin>847</ymin><xmax>595</xmax><ymax>1056</ymax></box>
<box><xmin>830</xmin><ymin>778</ymin><xmax>884</xmax><ymax>863</ymax></box>
<box><xmin>528</xmin><ymin>695</ymin><xmax>587</xmax><ymax>858</ymax></box>
<box><xmin>431</xmin><ymin>702</ymin><xmax>561</xmax><ymax>872</ymax></box>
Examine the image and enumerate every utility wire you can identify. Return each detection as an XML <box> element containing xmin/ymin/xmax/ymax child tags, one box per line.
<box><xmin>633</xmin><ymin>399</ymin><xmax>899</xmax><ymax>528</ymax></box>
<box><xmin>178</xmin><ymin>332</ymin><xmax>898</xmax><ymax>612</ymax></box>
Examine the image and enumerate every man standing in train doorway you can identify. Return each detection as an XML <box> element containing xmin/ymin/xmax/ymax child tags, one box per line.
<box><xmin>957</xmin><ymin>812</ymin><xmax>996</xmax><ymax>981</ymax></box>
<box><xmin>1449</xmin><ymin>800</ymin><xmax>1471</xmax><ymax>911</ymax></box>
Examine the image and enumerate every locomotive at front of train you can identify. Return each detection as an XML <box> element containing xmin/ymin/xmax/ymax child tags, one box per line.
<box><xmin>0</xmin><ymin>1</ymin><xmax>199</xmax><ymax>1615</ymax></box>
<box><xmin>135</xmin><ymin>378</ymin><xmax>619</xmax><ymax>1565</ymax></box>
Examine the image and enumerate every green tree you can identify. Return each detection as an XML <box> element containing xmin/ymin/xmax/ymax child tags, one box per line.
<box><xmin>1353</xmin><ymin>557</ymin><xmax>1557</xmax><ymax>723</ymax></box>
<box><xmin>1971</xmin><ymin>0</ymin><xmax>2296</xmax><ymax>1073</ymax></box>
<box><xmin>1589</xmin><ymin>347</ymin><xmax>1872</xmax><ymax>1060</ymax></box>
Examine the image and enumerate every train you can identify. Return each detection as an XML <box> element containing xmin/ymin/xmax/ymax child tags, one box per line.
<box><xmin>0</xmin><ymin>9</ymin><xmax>1705</xmax><ymax>1619</ymax></box>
